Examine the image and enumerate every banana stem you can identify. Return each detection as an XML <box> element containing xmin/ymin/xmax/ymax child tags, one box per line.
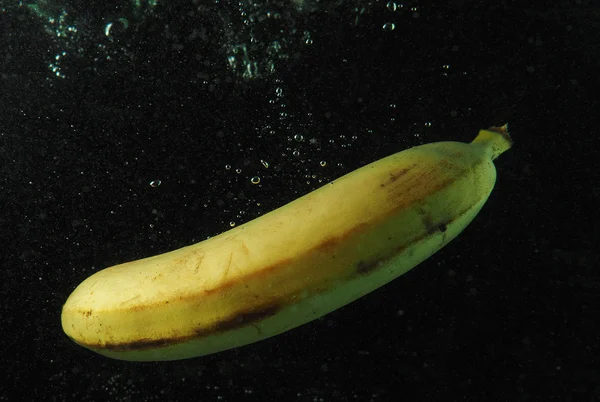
<box><xmin>471</xmin><ymin>123</ymin><xmax>513</xmax><ymax>160</ymax></box>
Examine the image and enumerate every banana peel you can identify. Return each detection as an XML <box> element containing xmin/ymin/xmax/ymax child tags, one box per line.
<box><xmin>61</xmin><ymin>125</ymin><xmax>512</xmax><ymax>361</ymax></box>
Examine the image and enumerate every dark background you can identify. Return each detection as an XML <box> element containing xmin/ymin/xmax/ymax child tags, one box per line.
<box><xmin>1</xmin><ymin>0</ymin><xmax>598</xmax><ymax>400</ymax></box>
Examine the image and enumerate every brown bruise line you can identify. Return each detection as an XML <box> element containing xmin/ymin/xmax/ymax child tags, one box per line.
<box><xmin>384</xmin><ymin>164</ymin><xmax>459</xmax><ymax>215</ymax></box>
<box><xmin>77</xmin><ymin>303</ymin><xmax>284</xmax><ymax>352</ymax></box>
<box><xmin>353</xmin><ymin>200</ymin><xmax>477</xmax><ymax>277</ymax></box>
<box><xmin>380</xmin><ymin>165</ymin><xmax>416</xmax><ymax>188</ymax></box>
<box><xmin>386</xmin><ymin>166</ymin><xmax>414</xmax><ymax>183</ymax></box>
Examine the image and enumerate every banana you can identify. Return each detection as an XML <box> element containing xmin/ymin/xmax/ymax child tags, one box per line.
<box><xmin>61</xmin><ymin>125</ymin><xmax>512</xmax><ymax>361</ymax></box>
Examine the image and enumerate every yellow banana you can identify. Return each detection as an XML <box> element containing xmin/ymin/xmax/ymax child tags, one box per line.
<box><xmin>61</xmin><ymin>125</ymin><xmax>512</xmax><ymax>361</ymax></box>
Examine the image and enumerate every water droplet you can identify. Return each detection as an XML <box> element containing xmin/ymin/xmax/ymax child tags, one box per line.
<box><xmin>320</xmin><ymin>161</ymin><xmax>327</xmax><ymax>167</ymax></box>
<box><xmin>386</xmin><ymin>2</ymin><xmax>397</xmax><ymax>11</ymax></box>
<box><xmin>235</xmin><ymin>168</ymin><xmax>242</xmax><ymax>174</ymax></box>
<box><xmin>260</xmin><ymin>159</ymin><xmax>269</xmax><ymax>168</ymax></box>
<box><xmin>104</xmin><ymin>22</ymin><xmax>114</xmax><ymax>36</ymax></box>
<box><xmin>229</xmin><ymin>221</ymin><xmax>236</xmax><ymax>227</ymax></box>
<box><xmin>294</xmin><ymin>134</ymin><xmax>304</xmax><ymax>142</ymax></box>
<box><xmin>382</xmin><ymin>22</ymin><xmax>395</xmax><ymax>31</ymax></box>
<box><xmin>149</xmin><ymin>180</ymin><xmax>161</xmax><ymax>188</ymax></box>
<box><xmin>250</xmin><ymin>176</ymin><xmax>261</xmax><ymax>184</ymax></box>
<box><xmin>303</xmin><ymin>31</ymin><xmax>313</xmax><ymax>45</ymax></box>
<box><xmin>225</xmin><ymin>164</ymin><xmax>231</xmax><ymax>170</ymax></box>
<box><xmin>292</xmin><ymin>150</ymin><xmax>300</xmax><ymax>157</ymax></box>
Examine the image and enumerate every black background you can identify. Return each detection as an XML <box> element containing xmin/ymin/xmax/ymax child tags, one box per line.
<box><xmin>1</xmin><ymin>0</ymin><xmax>598</xmax><ymax>401</ymax></box>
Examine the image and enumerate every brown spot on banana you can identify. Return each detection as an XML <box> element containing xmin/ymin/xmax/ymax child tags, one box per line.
<box><xmin>387</xmin><ymin>165</ymin><xmax>414</xmax><ymax>183</ymax></box>
<box><xmin>316</xmin><ymin>235</ymin><xmax>340</xmax><ymax>252</ymax></box>
<box><xmin>212</xmin><ymin>304</ymin><xmax>282</xmax><ymax>333</ymax></box>
<box><xmin>356</xmin><ymin>259</ymin><xmax>382</xmax><ymax>275</ymax></box>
